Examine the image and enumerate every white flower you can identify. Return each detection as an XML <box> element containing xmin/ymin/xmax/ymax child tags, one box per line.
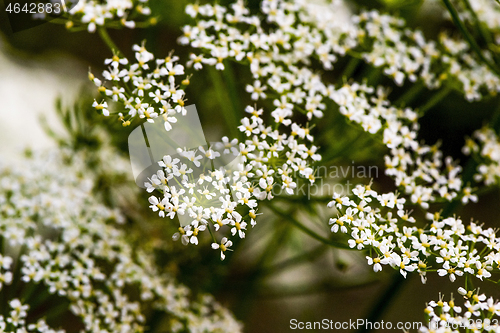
<box><xmin>390</xmin><ymin>253</ymin><xmax>415</xmax><ymax>278</ymax></box>
<box><xmin>211</xmin><ymin>237</ymin><xmax>233</xmax><ymax>260</ymax></box>
<box><xmin>92</xmin><ymin>100</ymin><xmax>109</xmax><ymax>116</ymax></box>
<box><xmin>366</xmin><ymin>256</ymin><xmax>382</xmax><ymax>272</ymax></box>
<box><xmin>162</xmin><ymin>112</ymin><xmax>177</xmax><ymax>131</ymax></box>
<box><xmin>246</xmin><ymin>80</ymin><xmax>267</xmax><ymax>100</ymax></box>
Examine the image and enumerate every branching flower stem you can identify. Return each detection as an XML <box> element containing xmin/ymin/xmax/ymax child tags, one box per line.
<box><xmin>207</xmin><ymin>67</ymin><xmax>241</xmax><ymax>139</ymax></box>
<box><xmin>267</xmin><ymin>204</ymin><xmax>351</xmax><ymax>250</ymax></box>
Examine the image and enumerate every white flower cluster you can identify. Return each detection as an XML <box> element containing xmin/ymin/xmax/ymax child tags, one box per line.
<box><xmin>181</xmin><ymin>0</ymin><xmax>500</xmax><ymax>101</ymax></box>
<box><xmin>353</xmin><ymin>11</ymin><xmax>500</xmax><ymax>101</ymax></box>
<box><xmin>0</xmin><ymin>253</ymin><xmax>12</xmax><ymax>291</ymax></box>
<box><xmin>463</xmin><ymin>126</ymin><xmax>500</xmax><ymax>187</ymax></box>
<box><xmin>471</xmin><ymin>0</ymin><xmax>500</xmax><ymax>32</ymax></box>
<box><xmin>180</xmin><ymin>0</ymin><xmax>339</xmax><ymax>123</ymax></box>
<box><xmin>0</xmin><ymin>151</ymin><xmax>242</xmax><ymax>332</ymax></box>
<box><xmin>328</xmin><ymin>184</ymin><xmax>498</xmax><ymax>284</ymax></box>
<box><xmin>331</xmin><ymin>82</ymin><xmax>471</xmax><ymax>208</ymax></box>
<box><xmin>144</xmin><ymin>101</ymin><xmax>320</xmax><ymax>258</ymax></box>
<box><xmin>181</xmin><ymin>0</ymin><xmax>479</xmax><ymax>210</ymax></box>
<box><xmin>92</xmin><ymin>0</ymin><xmax>499</xmax><ymax>261</ymax></box>
<box><xmin>419</xmin><ymin>291</ymin><xmax>500</xmax><ymax>333</ymax></box>
<box><xmin>65</xmin><ymin>0</ymin><xmax>151</xmax><ymax>32</ymax></box>
<box><xmin>145</xmin><ymin>145</ymin><xmax>257</xmax><ymax>257</ymax></box>
<box><xmin>90</xmin><ymin>43</ymin><xmax>189</xmax><ymax>131</ymax></box>
<box><xmin>92</xmin><ymin>41</ymin><xmax>322</xmax><ymax>258</ymax></box>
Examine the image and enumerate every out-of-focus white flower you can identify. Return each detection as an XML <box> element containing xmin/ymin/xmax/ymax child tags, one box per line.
<box><xmin>0</xmin><ymin>150</ymin><xmax>242</xmax><ymax>332</ymax></box>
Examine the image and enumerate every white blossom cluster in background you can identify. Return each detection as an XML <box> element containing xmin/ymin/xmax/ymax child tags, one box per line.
<box><xmin>449</xmin><ymin>0</ymin><xmax>500</xmax><ymax>37</ymax></box>
<box><xmin>65</xmin><ymin>0</ymin><xmax>151</xmax><ymax>32</ymax></box>
<box><xmin>463</xmin><ymin>126</ymin><xmax>500</xmax><ymax>187</ymax></box>
<box><xmin>354</xmin><ymin>11</ymin><xmax>499</xmax><ymax>100</ymax></box>
<box><xmin>92</xmin><ymin>43</ymin><xmax>321</xmax><ymax>257</ymax></box>
<box><xmin>469</xmin><ymin>0</ymin><xmax>500</xmax><ymax>35</ymax></box>
<box><xmin>0</xmin><ymin>151</ymin><xmax>242</xmax><ymax>332</ymax></box>
<box><xmin>0</xmin><ymin>299</ymin><xmax>64</xmax><ymax>333</ymax></box>
<box><xmin>419</xmin><ymin>290</ymin><xmax>500</xmax><ymax>333</ymax></box>
<box><xmin>181</xmin><ymin>0</ymin><xmax>500</xmax><ymax>102</ymax></box>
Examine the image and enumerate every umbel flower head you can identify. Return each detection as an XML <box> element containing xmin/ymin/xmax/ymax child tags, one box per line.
<box><xmin>0</xmin><ymin>150</ymin><xmax>242</xmax><ymax>332</ymax></box>
<box><xmin>93</xmin><ymin>43</ymin><xmax>321</xmax><ymax>259</ymax></box>
<box><xmin>90</xmin><ymin>43</ymin><xmax>189</xmax><ymax>131</ymax></box>
<box><xmin>181</xmin><ymin>0</ymin><xmax>500</xmax><ymax>100</ymax></box>
<box><xmin>180</xmin><ymin>0</ymin><xmax>476</xmax><ymax>210</ymax></box>
<box><xmin>328</xmin><ymin>184</ymin><xmax>500</xmax><ymax>286</ymax></box>
<box><xmin>463</xmin><ymin>126</ymin><xmax>500</xmax><ymax>187</ymax></box>
<box><xmin>419</xmin><ymin>290</ymin><xmax>500</xmax><ymax>332</ymax></box>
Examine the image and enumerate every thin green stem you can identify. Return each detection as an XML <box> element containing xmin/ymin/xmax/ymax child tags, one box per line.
<box><xmin>490</xmin><ymin>97</ymin><xmax>500</xmax><ymax>135</ymax></box>
<box><xmin>97</xmin><ymin>27</ymin><xmax>123</xmax><ymax>56</ymax></box>
<box><xmin>222</xmin><ymin>62</ymin><xmax>244</xmax><ymax>128</ymax></box>
<box><xmin>394</xmin><ymin>82</ymin><xmax>425</xmax><ymax>107</ymax></box>
<box><xmin>366</xmin><ymin>67</ymin><xmax>382</xmax><ymax>86</ymax></box>
<box><xmin>232</xmin><ymin>210</ymin><xmax>293</xmax><ymax>320</ymax></box>
<box><xmin>275</xmin><ymin>194</ymin><xmax>332</xmax><ymax>204</ymax></box>
<box><xmin>44</xmin><ymin>300</ymin><xmax>71</xmax><ymax>321</ymax></box>
<box><xmin>207</xmin><ymin>222</ymin><xmax>217</xmax><ymax>243</ymax></box>
<box><xmin>461</xmin><ymin>0</ymin><xmax>493</xmax><ymax>45</ymax></box>
<box><xmin>321</xmin><ymin>131</ymin><xmax>366</xmax><ymax>165</ymax></box>
<box><xmin>259</xmin><ymin>277</ymin><xmax>380</xmax><ymax>298</ymax></box>
<box><xmin>267</xmin><ymin>204</ymin><xmax>351</xmax><ymax>249</ymax></box>
<box><xmin>442</xmin><ymin>0</ymin><xmax>500</xmax><ymax>76</ymax></box>
<box><xmin>207</xmin><ymin>67</ymin><xmax>240</xmax><ymax>139</ymax></box>
<box><xmin>339</xmin><ymin>57</ymin><xmax>361</xmax><ymax>84</ymax></box>
<box><xmin>355</xmin><ymin>273</ymin><xmax>408</xmax><ymax>333</ymax></box>
<box><xmin>418</xmin><ymin>86</ymin><xmax>452</xmax><ymax>115</ymax></box>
